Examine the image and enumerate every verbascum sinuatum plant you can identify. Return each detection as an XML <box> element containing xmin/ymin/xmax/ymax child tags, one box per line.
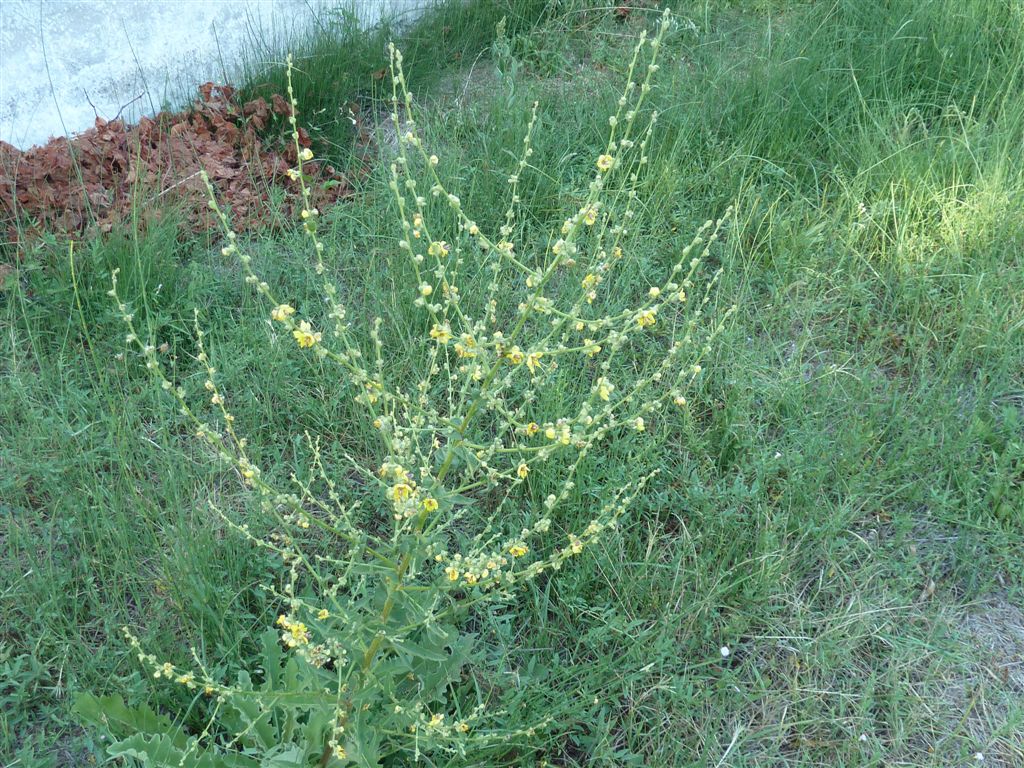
<box><xmin>79</xmin><ymin>10</ymin><xmax>734</xmax><ymax>766</ymax></box>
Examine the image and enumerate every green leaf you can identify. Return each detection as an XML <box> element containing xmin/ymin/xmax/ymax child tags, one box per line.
<box><xmin>302</xmin><ymin>710</ymin><xmax>333</xmax><ymax>760</ymax></box>
<box><xmin>72</xmin><ymin>693</ymin><xmax>186</xmax><ymax>748</ymax></box>
<box><xmin>347</xmin><ymin>714</ymin><xmax>381</xmax><ymax>768</ymax></box>
<box><xmin>260</xmin><ymin>628</ymin><xmax>285</xmax><ymax>690</ymax></box>
<box><xmin>390</xmin><ymin>636</ymin><xmax>450</xmax><ymax>662</ymax></box>
<box><xmin>261</xmin><ymin>746</ymin><xmax>305</xmax><ymax>767</ymax></box>
<box><xmin>228</xmin><ymin>672</ymin><xmax>277</xmax><ymax>750</ymax></box>
<box><xmin>106</xmin><ymin>733</ymin><xmax>259</xmax><ymax>767</ymax></box>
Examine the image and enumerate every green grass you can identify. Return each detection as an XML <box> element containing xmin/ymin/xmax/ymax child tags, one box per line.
<box><xmin>231</xmin><ymin>0</ymin><xmax>558</xmax><ymax>157</ymax></box>
<box><xmin>2</xmin><ymin>0</ymin><xmax>1023</xmax><ymax>765</ymax></box>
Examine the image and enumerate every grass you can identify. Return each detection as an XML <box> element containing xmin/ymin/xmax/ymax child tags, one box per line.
<box><xmin>2</xmin><ymin>0</ymin><xmax>1022</xmax><ymax>765</ymax></box>
<box><xmin>231</xmin><ymin>0</ymin><xmax>557</xmax><ymax>157</ymax></box>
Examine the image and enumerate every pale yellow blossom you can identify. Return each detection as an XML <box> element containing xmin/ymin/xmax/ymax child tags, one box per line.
<box><xmin>637</xmin><ymin>309</ymin><xmax>657</xmax><ymax>328</ymax></box>
<box><xmin>293</xmin><ymin>321</ymin><xmax>322</xmax><ymax>348</ymax></box>
<box><xmin>391</xmin><ymin>483</ymin><xmax>414</xmax><ymax>503</ymax></box>
<box><xmin>430</xmin><ymin>323</ymin><xmax>453</xmax><ymax>344</ymax></box>
<box><xmin>271</xmin><ymin>304</ymin><xmax>296</xmax><ymax>322</ymax></box>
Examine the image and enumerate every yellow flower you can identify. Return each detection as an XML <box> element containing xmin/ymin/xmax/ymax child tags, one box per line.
<box><xmin>596</xmin><ymin>154</ymin><xmax>615</xmax><ymax>172</ymax></box>
<box><xmin>292</xmin><ymin>321</ymin><xmax>322</xmax><ymax>348</ymax></box>
<box><xmin>633</xmin><ymin>417</ymin><xmax>646</xmax><ymax>432</ymax></box>
<box><xmin>525</xmin><ymin>422</ymin><xmax>540</xmax><ymax>436</ymax></box>
<box><xmin>281</xmin><ymin>620</ymin><xmax>309</xmax><ymax>646</ymax></box>
<box><xmin>422</xmin><ymin>497</ymin><xmax>439</xmax><ymax>512</ymax></box>
<box><xmin>317</xmin><ymin>609</ymin><xmax>330</xmax><ymax>620</ymax></box>
<box><xmin>509</xmin><ymin>543</ymin><xmax>529</xmax><ymax>557</ymax></box>
<box><xmin>526</xmin><ymin>351</ymin><xmax>543</xmax><ymax>375</ymax></box>
<box><xmin>454</xmin><ymin>334</ymin><xmax>477</xmax><ymax>358</ymax></box>
<box><xmin>673</xmin><ymin>395</ymin><xmax>687</xmax><ymax>407</ymax></box>
<box><xmin>568</xmin><ymin>534</ymin><xmax>584</xmax><ymax>554</ymax></box>
<box><xmin>445</xmin><ymin>567</ymin><xmax>460</xmax><ymax>581</ymax></box>
<box><xmin>299</xmin><ymin>147</ymin><xmax>314</xmax><ymax>161</ymax></box>
<box><xmin>582</xmin><ymin>273</ymin><xmax>600</xmax><ymax>290</ymax></box>
<box><xmin>582</xmin><ymin>206</ymin><xmax>598</xmax><ymax>226</ymax></box>
<box><xmin>271</xmin><ymin>304</ymin><xmax>296</xmax><ymax>322</ymax></box>
<box><xmin>334</xmin><ymin>746</ymin><xmax>347</xmax><ymax>760</ymax></box>
<box><xmin>456</xmin><ymin>721</ymin><xmax>470</xmax><ymax>733</ymax></box>
<box><xmin>517</xmin><ymin>462</ymin><xmax>529</xmax><ymax>479</ymax></box>
<box><xmin>430</xmin><ymin>323</ymin><xmax>453</xmax><ymax>344</ymax></box>
<box><xmin>637</xmin><ymin>309</ymin><xmax>657</xmax><ymax>328</ymax></box>
<box><xmin>544</xmin><ymin>423</ymin><xmax>572</xmax><ymax>445</ymax></box>
<box><xmin>427</xmin><ymin>241</ymin><xmax>450</xmax><ymax>258</ymax></box>
<box><xmin>419</xmin><ymin>283</ymin><xmax>433</xmax><ymax>297</ymax></box>
<box><xmin>584</xmin><ymin>339</ymin><xmax>602</xmax><ymax>357</ymax></box>
<box><xmin>648</xmin><ymin>286</ymin><xmax>661</xmax><ymax>298</ymax></box>
<box><xmin>428</xmin><ymin>713</ymin><xmax>444</xmax><ymax>728</ymax></box>
<box><xmin>505</xmin><ymin>346</ymin><xmax>525</xmax><ymax>365</ymax></box>
<box><xmin>597</xmin><ymin>378</ymin><xmax>614</xmax><ymax>401</ymax></box>
<box><xmin>391</xmin><ymin>483</ymin><xmax>414</xmax><ymax>503</ymax></box>
<box><xmin>379</xmin><ymin>462</ymin><xmax>408</xmax><ymax>480</ymax></box>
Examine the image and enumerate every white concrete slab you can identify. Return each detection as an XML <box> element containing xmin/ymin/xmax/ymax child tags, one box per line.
<box><xmin>0</xmin><ymin>0</ymin><xmax>422</xmax><ymax>149</ymax></box>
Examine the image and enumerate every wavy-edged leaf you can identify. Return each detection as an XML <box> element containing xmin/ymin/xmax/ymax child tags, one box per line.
<box><xmin>72</xmin><ymin>693</ymin><xmax>185</xmax><ymax>748</ymax></box>
<box><xmin>106</xmin><ymin>733</ymin><xmax>259</xmax><ymax>767</ymax></box>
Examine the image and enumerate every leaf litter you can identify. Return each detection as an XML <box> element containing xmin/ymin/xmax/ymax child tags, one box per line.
<box><xmin>0</xmin><ymin>82</ymin><xmax>361</xmax><ymax>247</ymax></box>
